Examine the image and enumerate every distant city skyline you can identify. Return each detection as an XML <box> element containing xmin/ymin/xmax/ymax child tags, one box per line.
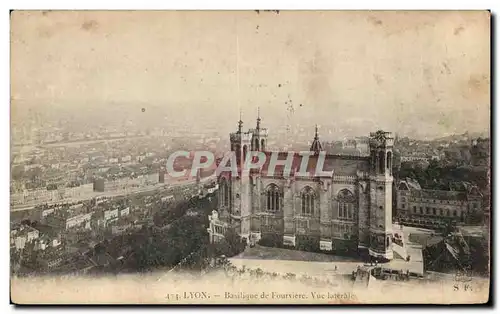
<box><xmin>11</xmin><ymin>100</ymin><xmax>489</xmax><ymax>144</ymax></box>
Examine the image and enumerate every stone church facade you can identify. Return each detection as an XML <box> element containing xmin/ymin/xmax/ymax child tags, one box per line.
<box><xmin>209</xmin><ymin>115</ymin><xmax>395</xmax><ymax>261</ymax></box>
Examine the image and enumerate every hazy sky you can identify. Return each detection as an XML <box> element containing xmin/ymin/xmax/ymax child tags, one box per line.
<box><xmin>11</xmin><ymin>11</ymin><xmax>490</xmax><ymax>139</ymax></box>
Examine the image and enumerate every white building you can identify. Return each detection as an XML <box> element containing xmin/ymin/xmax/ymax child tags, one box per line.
<box><xmin>11</xmin><ymin>225</ymin><xmax>40</xmax><ymax>251</ymax></box>
<box><xmin>120</xmin><ymin>207</ymin><xmax>130</xmax><ymax>217</ymax></box>
<box><xmin>207</xmin><ymin>210</ymin><xmax>230</xmax><ymax>243</ymax></box>
<box><xmin>66</xmin><ymin>212</ymin><xmax>93</xmax><ymax>230</ymax></box>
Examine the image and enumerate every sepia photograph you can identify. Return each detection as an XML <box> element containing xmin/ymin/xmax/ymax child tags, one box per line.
<box><xmin>9</xmin><ymin>10</ymin><xmax>491</xmax><ymax>304</ymax></box>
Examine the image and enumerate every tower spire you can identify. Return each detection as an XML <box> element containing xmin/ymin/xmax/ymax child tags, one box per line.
<box><xmin>238</xmin><ymin>109</ymin><xmax>243</xmax><ymax>133</ymax></box>
<box><xmin>310</xmin><ymin>124</ymin><xmax>323</xmax><ymax>154</ymax></box>
<box><xmin>256</xmin><ymin>107</ymin><xmax>261</xmax><ymax>130</ymax></box>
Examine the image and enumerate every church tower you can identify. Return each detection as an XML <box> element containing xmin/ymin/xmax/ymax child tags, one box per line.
<box><xmin>229</xmin><ymin>114</ymin><xmax>252</xmax><ymax>167</ymax></box>
<box><xmin>368</xmin><ymin>130</ymin><xmax>394</xmax><ymax>261</ymax></box>
<box><xmin>251</xmin><ymin>108</ymin><xmax>268</xmax><ymax>151</ymax></box>
<box><xmin>228</xmin><ymin>114</ymin><xmax>253</xmax><ymax>242</ymax></box>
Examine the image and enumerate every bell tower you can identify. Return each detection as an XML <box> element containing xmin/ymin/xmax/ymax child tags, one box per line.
<box><xmin>251</xmin><ymin>107</ymin><xmax>268</xmax><ymax>151</ymax></box>
<box><xmin>228</xmin><ymin>114</ymin><xmax>253</xmax><ymax>241</ymax></box>
<box><xmin>368</xmin><ymin>130</ymin><xmax>394</xmax><ymax>261</ymax></box>
<box><xmin>229</xmin><ymin>113</ymin><xmax>252</xmax><ymax>167</ymax></box>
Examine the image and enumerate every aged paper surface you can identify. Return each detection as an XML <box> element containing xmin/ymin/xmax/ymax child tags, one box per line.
<box><xmin>10</xmin><ymin>10</ymin><xmax>490</xmax><ymax>304</ymax></box>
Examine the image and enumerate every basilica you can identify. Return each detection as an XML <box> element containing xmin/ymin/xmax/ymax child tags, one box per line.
<box><xmin>208</xmin><ymin>114</ymin><xmax>395</xmax><ymax>261</ymax></box>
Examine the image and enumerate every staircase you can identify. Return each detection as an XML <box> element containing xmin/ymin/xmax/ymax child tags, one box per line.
<box><xmin>353</xmin><ymin>267</ymin><xmax>371</xmax><ymax>288</ymax></box>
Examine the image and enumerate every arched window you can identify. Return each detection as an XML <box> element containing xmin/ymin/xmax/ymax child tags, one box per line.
<box><xmin>219</xmin><ymin>179</ymin><xmax>230</xmax><ymax>208</ymax></box>
<box><xmin>337</xmin><ymin>189</ymin><xmax>355</xmax><ymax>220</ymax></box>
<box><xmin>371</xmin><ymin>151</ymin><xmax>377</xmax><ymax>172</ymax></box>
<box><xmin>378</xmin><ymin>151</ymin><xmax>385</xmax><ymax>174</ymax></box>
<box><xmin>234</xmin><ymin>144</ymin><xmax>241</xmax><ymax>164</ymax></box>
<box><xmin>261</xmin><ymin>139</ymin><xmax>265</xmax><ymax>151</ymax></box>
<box><xmin>266</xmin><ymin>184</ymin><xmax>281</xmax><ymax>212</ymax></box>
<box><xmin>242</xmin><ymin>145</ymin><xmax>248</xmax><ymax>164</ymax></box>
<box><xmin>386</xmin><ymin>151</ymin><xmax>392</xmax><ymax>171</ymax></box>
<box><xmin>254</xmin><ymin>138</ymin><xmax>259</xmax><ymax>151</ymax></box>
<box><xmin>301</xmin><ymin>186</ymin><xmax>315</xmax><ymax>215</ymax></box>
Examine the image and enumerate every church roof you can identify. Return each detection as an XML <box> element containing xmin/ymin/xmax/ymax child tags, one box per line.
<box><xmin>217</xmin><ymin>151</ymin><xmax>370</xmax><ymax>180</ymax></box>
<box><xmin>411</xmin><ymin>189</ymin><xmax>468</xmax><ymax>201</ymax></box>
<box><xmin>401</xmin><ymin>177</ymin><xmax>422</xmax><ymax>190</ymax></box>
<box><xmin>398</xmin><ymin>178</ymin><xmax>482</xmax><ymax>201</ymax></box>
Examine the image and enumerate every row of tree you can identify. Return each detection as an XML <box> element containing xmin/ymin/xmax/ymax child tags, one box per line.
<box><xmin>101</xmin><ymin>193</ymin><xmax>246</xmax><ymax>273</ymax></box>
<box><xmin>213</xmin><ymin>258</ymin><xmax>342</xmax><ymax>288</ymax></box>
<box><xmin>397</xmin><ymin>159</ymin><xmax>489</xmax><ymax>191</ymax></box>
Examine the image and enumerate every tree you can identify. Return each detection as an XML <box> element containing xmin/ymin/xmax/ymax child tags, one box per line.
<box><xmin>467</xmin><ymin>235</ymin><xmax>489</xmax><ymax>275</ymax></box>
<box><xmin>210</xmin><ymin>228</ymin><xmax>245</xmax><ymax>258</ymax></box>
<box><xmin>131</xmin><ymin>214</ymin><xmax>210</xmax><ymax>271</ymax></box>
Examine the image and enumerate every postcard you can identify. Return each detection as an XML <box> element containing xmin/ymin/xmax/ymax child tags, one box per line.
<box><xmin>10</xmin><ymin>10</ymin><xmax>490</xmax><ymax>304</ymax></box>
